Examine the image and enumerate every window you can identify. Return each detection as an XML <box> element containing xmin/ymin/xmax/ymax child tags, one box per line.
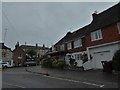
<box><xmin>60</xmin><ymin>44</ymin><xmax>64</xmax><ymax>51</ymax></box>
<box><xmin>52</xmin><ymin>46</ymin><xmax>55</xmax><ymax>51</ymax></box>
<box><xmin>74</xmin><ymin>54</ymin><xmax>81</xmax><ymax>60</ymax></box>
<box><xmin>91</xmin><ymin>29</ymin><xmax>102</xmax><ymax>41</ymax></box>
<box><xmin>117</xmin><ymin>22</ymin><xmax>120</xmax><ymax>34</ymax></box>
<box><xmin>67</xmin><ymin>42</ymin><xmax>72</xmax><ymax>50</ymax></box>
<box><xmin>74</xmin><ymin>39</ymin><xmax>82</xmax><ymax>48</ymax></box>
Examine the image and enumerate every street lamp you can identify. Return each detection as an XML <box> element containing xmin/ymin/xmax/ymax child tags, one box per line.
<box><xmin>4</xmin><ymin>28</ymin><xmax>8</xmax><ymax>44</ymax></box>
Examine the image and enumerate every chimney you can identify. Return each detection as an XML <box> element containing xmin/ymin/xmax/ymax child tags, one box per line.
<box><xmin>66</xmin><ymin>32</ymin><xmax>71</xmax><ymax>36</ymax></box>
<box><xmin>36</xmin><ymin>43</ymin><xmax>38</xmax><ymax>47</ymax></box>
<box><xmin>15</xmin><ymin>42</ymin><xmax>19</xmax><ymax>48</ymax></box>
<box><xmin>25</xmin><ymin>42</ymin><xmax>26</xmax><ymax>45</ymax></box>
<box><xmin>92</xmin><ymin>11</ymin><xmax>98</xmax><ymax>20</ymax></box>
<box><xmin>43</xmin><ymin>44</ymin><xmax>45</xmax><ymax>48</ymax></box>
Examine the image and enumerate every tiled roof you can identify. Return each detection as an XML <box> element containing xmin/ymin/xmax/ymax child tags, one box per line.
<box><xmin>0</xmin><ymin>43</ymin><xmax>11</xmax><ymax>51</ymax></box>
<box><xmin>20</xmin><ymin>45</ymin><xmax>49</xmax><ymax>50</ymax></box>
<box><xmin>54</xmin><ymin>3</ymin><xmax>120</xmax><ymax>46</ymax></box>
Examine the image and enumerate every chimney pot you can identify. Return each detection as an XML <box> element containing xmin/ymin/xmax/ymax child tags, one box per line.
<box><xmin>36</xmin><ymin>43</ymin><xmax>38</xmax><ymax>47</ymax></box>
<box><xmin>92</xmin><ymin>13</ymin><xmax>98</xmax><ymax>20</ymax></box>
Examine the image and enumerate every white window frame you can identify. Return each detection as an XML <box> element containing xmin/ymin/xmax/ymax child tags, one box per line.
<box><xmin>91</xmin><ymin>29</ymin><xmax>102</xmax><ymax>41</ymax></box>
<box><xmin>67</xmin><ymin>42</ymin><xmax>72</xmax><ymax>50</ymax></box>
<box><xmin>60</xmin><ymin>44</ymin><xmax>64</xmax><ymax>51</ymax></box>
<box><xmin>74</xmin><ymin>54</ymin><xmax>81</xmax><ymax>60</ymax></box>
<box><xmin>117</xmin><ymin>22</ymin><xmax>120</xmax><ymax>34</ymax></box>
<box><xmin>74</xmin><ymin>39</ymin><xmax>82</xmax><ymax>48</ymax></box>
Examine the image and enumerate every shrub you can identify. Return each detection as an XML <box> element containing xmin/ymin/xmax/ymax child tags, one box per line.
<box><xmin>52</xmin><ymin>60</ymin><xmax>65</xmax><ymax>69</ymax></box>
<box><xmin>41</xmin><ymin>57</ymin><xmax>65</xmax><ymax>69</ymax></box>
<box><xmin>41</xmin><ymin>59</ymin><xmax>52</xmax><ymax>68</ymax></box>
<box><xmin>41</xmin><ymin>59</ymin><xmax>47</xmax><ymax>67</ymax></box>
<box><xmin>47</xmin><ymin>60</ymin><xmax>53</xmax><ymax>68</ymax></box>
<box><xmin>112</xmin><ymin>49</ymin><xmax>120</xmax><ymax>71</ymax></box>
<box><xmin>52</xmin><ymin>60</ymin><xmax>58</xmax><ymax>68</ymax></box>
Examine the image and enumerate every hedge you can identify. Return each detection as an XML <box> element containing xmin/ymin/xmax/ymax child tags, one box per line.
<box><xmin>52</xmin><ymin>60</ymin><xmax>65</xmax><ymax>69</ymax></box>
<box><xmin>112</xmin><ymin>49</ymin><xmax>120</xmax><ymax>71</ymax></box>
<box><xmin>41</xmin><ymin>59</ymin><xmax>65</xmax><ymax>69</ymax></box>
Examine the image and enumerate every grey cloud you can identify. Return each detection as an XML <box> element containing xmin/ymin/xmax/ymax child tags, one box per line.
<box><xmin>2</xmin><ymin>2</ymin><xmax>117</xmax><ymax>49</ymax></box>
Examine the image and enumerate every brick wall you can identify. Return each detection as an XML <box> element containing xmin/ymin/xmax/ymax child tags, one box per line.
<box><xmin>85</xmin><ymin>23</ymin><xmax>120</xmax><ymax>47</ymax></box>
<box><xmin>13</xmin><ymin>47</ymin><xmax>26</xmax><ymax>66</ymax></box>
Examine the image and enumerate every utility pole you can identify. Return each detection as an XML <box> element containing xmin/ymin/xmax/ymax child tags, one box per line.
<box><xmin>4</xmin><ymin>28</ymin><xmax>8</xmax><ymax>44</ymax></box>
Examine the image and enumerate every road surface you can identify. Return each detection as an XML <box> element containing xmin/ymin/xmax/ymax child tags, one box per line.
<box><xmin>2</xmin><ymin>67</ymin><xmax>118</xmax><ymax>88</ymax></box>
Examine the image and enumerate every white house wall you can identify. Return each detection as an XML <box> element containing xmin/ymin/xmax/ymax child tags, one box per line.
<box><xmin>2</xmin><ymin>49</ymin><xmax>13</xmax><ymax>67</ymax></box>
<box><xmin>72</xmin><ymin>52</ymin><xmax>83</xmax><ymax>67</ymax></box>
<box><xmin>65</xmin><ymin>51</ymin><xmax>85</xmax><ymax>67</ymax></box>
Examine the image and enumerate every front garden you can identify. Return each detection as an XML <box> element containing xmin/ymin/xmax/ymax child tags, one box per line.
<box><xmin>40</xmin><ymin>56</ymin><xmax>65</xmax><ymax>69</ymax></box>
<box><xmin>40</xmin><ymin>49</ymin><xmax>120</xmax><ymax>72</ymax></box>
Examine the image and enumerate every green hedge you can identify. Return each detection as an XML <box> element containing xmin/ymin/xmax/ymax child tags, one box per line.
<box><xmin>52</xmin><ymin>60</ymin><xmax>65</xmax><ymax>69</ymax></box>
<box><xmin>112</xmin><ymin>49</ymin><xmax>120</xmax><ymax>71</ymax></box>
<box><xmin>41</xmin><ymin>59</ymin><xmax>65</xmax><ymax>69</ymax></box>
<box><xmin>41</xmin><ymin>59</ymin><xmax>52</xmax><ymax>68</ymax></box>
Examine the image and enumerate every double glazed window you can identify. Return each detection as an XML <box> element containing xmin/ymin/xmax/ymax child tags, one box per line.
<box><xmin>67</xmin><ymin>42</ymin><xmax>72</xmax><ymax>50</ymax></box>
<box><xmin>74</xmin><ymin>54</ymin><xmax>81</xmax><ymax>60</ymax></box>
<box><xmin>91</xmin><ymin>29</ymin><xmax>102</xmax><ymax>41</ymax></box>
<box><xmin>60</xmin><ymin>44</ymin><xmax>64</xmax><ymax>51</ymax></box>
<box><xmin>74</xmin><ymin>39</ymin><xmax>82</xmax><ymax>48</ymax></box>
<box><xmin>117</xmin><ymin>22</ymin><xmax>120</xmax><ymax>34</ymax></box>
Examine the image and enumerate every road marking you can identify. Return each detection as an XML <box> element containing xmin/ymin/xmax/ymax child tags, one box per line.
<box><xmin>44</xmin><ymin>75</ymin><xmax>104</xmax><ymax>88</ymax></box>
<box><xmin>3</xmin><ymin>82</ymin><xmax>25</xmax><ymax>88</ymax></box>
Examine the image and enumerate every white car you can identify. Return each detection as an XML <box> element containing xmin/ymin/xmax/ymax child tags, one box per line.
<box><xmin>1</xmin><ymin>62</ymin><xmax>11</xmax><ymax>68</ymax></box>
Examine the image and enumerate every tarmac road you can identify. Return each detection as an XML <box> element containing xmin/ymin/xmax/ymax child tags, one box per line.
<box><xmin>2</xmin><ymin>67</ymin><xmax>119</xmax><ymax>88</ymax></box>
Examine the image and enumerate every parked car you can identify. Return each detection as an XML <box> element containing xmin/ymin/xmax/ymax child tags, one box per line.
<box><xmin>1</xmin><ymin>62</ymin><xmax>10</xmax><ymax>69</ymax></box>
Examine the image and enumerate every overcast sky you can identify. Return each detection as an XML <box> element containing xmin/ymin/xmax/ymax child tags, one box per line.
<box><xmin>2</xmin><ymin>2</ymin><xmax>118</xmax><ymax>49</ymax></box>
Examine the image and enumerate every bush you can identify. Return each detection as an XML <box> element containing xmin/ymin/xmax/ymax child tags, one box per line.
<box><xmin>52</xmin><ymin>60</ymin><xmax>65</xmax><ymax>69</ymax></box>
<box><xmin>41</xmin><ymin>59</ymin><xmax>52</xmax><ymax>68</ymax></box>
<box><xmin>52</xmin><ymin>60</ymin><xmax>58</xmax><ymax>68</ymax></box>
<box><xmin>112</xmin><ymin>49</ymin><xmax>120</xmax><ymax>71</ymax></box>
<box><xmin>41</xmin><ymin>57</ymin><xmax>65</xmax><ymax>69</ymax></box>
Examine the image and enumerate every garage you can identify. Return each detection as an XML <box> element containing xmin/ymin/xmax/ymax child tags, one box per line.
<box><xmin>93</xmin><ymin>50</ymin><xmax>111</xmax><ymax>69</ymax></box>
<box><xmin>87</xmin><ymin>43</ymin><xmax>120</xmax><ymax>69</ymax></box>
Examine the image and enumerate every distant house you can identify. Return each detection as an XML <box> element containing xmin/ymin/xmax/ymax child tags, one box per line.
<box><xmin>13</xmin><ymin>42</ymin><xmax>49</xmax><ymax>67</ymax></box>
<box><xmin>49</xmin><ymin>3</ymin><xmax>120</xmax><ymax>70</ymax></box>
<box><xmin>0</xmin><ymin>43</ymin><xmax>13</xmax><ymax>67</ymax></box>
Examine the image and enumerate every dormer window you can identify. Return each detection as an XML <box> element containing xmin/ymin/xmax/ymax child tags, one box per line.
<box><xmin>91</xmin><ymin>29</ymin><xmax>102</xmax><ymax>41</ymax></box>
<box><xmin>117</xmin><ymin>22</ymin><xmax>120</xmax><ymax>34</ymax></box>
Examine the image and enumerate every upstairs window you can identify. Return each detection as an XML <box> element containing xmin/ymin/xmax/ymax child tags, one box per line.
<box><xmin>91</xmin><ymin>29</ymin><xmax>102</xmax><ymax>41</ymax></box>
<box><xmin>67</xmin><ymin>42</ymin><xmax>72</xmax><ymax>50</ymax></box>
<box><xmin>60</xmin><ymin>44</ymin><xmax>64</xmax><ymax>51</ymax></box>
<box><xmin>51</xmin><ymin>46</ymin><xmax>55</xmax><ymax>51</ymax></box>
<box><xmin>74</xmin><ymin>39</ymin><xmax>82</xmax><ymax>48</ymax></box>
<box><xmin>117</xmin><ymin>22</ymin><xmax>120</xmax><ymax>34</ymax></box>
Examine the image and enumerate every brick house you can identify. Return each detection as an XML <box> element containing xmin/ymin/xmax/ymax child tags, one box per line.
<box><xmin>13</xmin><ymin>42</ymin><xmax>49</xmax><ymax>67</ymax></box>
<box><xmin>49</xmin><ymin>3</ymin><xmax>120</xmax><ymax>70</ymax></box>
<box><xmin>0</xmin><ymin>43</ymin><xmax>13</xmax><ymax>67</ymax></box>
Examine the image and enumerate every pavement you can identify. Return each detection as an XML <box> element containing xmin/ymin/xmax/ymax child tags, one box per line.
<box><xmin>26</xmin><ymin>65</ymin><xmax>119</xmax><ymax>88</ymax></box>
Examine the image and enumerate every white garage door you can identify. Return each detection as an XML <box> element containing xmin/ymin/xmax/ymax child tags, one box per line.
<box><xmin>93</xmin><ymin>50</ymin><xmax>111</xmax><ymax>69</ymax></box>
